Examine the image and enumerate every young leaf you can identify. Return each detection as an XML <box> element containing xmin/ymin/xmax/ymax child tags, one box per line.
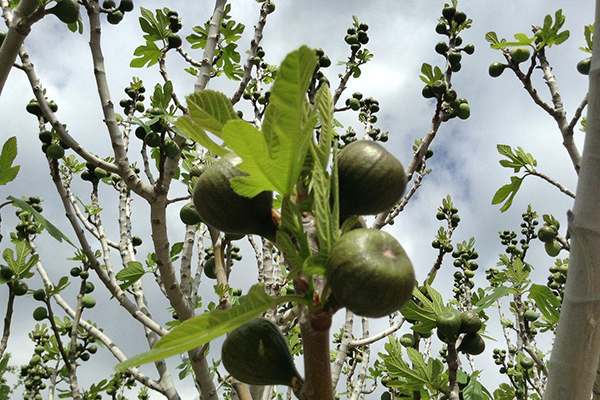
<box><xmin>485</xmin><ymin>31</ymin><xmax>500</xmax><ymax>45</ymax></box>
<box><xmin>463</xmin><ymin>376</ymin><xmax>490</xmax><ymax>400</ymax></box>
<box><xmin>381</xmin><ymin>338</ymin><xmax>446</xmax><ymax>393</ymax></box>
<box><xmin>2</xmin><ymin>241</ymin><xmax>38</xmax><ymax>277</ymax></box>
<box><xmin>225</xmin><ymin>46</ymin><xmax>318</xmax><ymax>198</ymax></box>
<box><xmin>528</xmin><ymin>284</ymin><xmax>560</xmax><ymax>325</ymax></box>
<box><xmin>115</xmin><ymin>261</ymin><xmax>146</xmax><ymax>291</ymax></box>
<box><xmin>0</xmin><ymin>137</ymin><xmax>19</xmax><ymax>185</ymax></box>
<box><xmin>275</xmin><ymin>231</ymin><xmax>305</xmax><ymax>278</ymax></box>
<box><xmin>400</xmin><ymin>285</ymin><xmax>445</xmax><ymax>334</ymax></box>
<box><xmin>114</xmin><ymin>284</ymin><xmax>306</xmax><ymax>371</ymax></box>
<box><xmin>314</xmin><ymin>84</ymin><xmax>334</xmax><ymax>168</ymax></box>
<box><xmin>310</xmin><ymin>145</ymin><xmax>332</xmax><ymax>254</ymax></box>
<box><xmin>491</xmin><ymin>176</ymin><xmax>524</xmax><ymax>212</ymax></box>
<box><xmin>175</xmin><ymin>90</ymin><xmax>239</xmax><ymax>157</ymax></box>
<box><xmin>131</xmin><ymin>41</ymin><xmax>162</xmax><ymax>68</ymax></box>
<box><xmin>472</xmin><ymin>286</ymin><xmax>510</xmax><ymax>313</ymax></box>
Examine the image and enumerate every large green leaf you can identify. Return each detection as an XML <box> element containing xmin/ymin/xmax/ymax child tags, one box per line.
<box><xmin>131</xmin><ymin>41</ymin><xmax>162</xmax><ymax>68</ymax></box>
<box><xmin>314</xmin><ymin>84</ymin><xmax>334</xmax><ymax>168</ymax></box>
<box><xmin>0</xmin><ymin>137</ymin><xmax>19</xmax><ymax>185</ymax></box>
<box><xmin>8</xmin><ymin>196</ymin><xmax>75</xmax><ymax>247</ymax></box>
<box><xmin>115</xmin><ymin>261</ymin><xmax>146</xmax><ymax>291</ymax></box>
<box><xmin>381</xmin><ymin>338</ymin><xmax>446</xmax><ymax>394</ymax></box>
<box><xmin>528</xmin><ymin>284</ymin><xmax>560</xmax><ymax>325</ymax></box>
<box><xmin>310</xmin><ymin>145</ymin><xmax>332</xmax><ymax>255</ymax></box>
<box><xmin>225</xmin><ymin>46</ymin><xmax>318</xmax><ymax>198</ymax></box>
<box><xmin>401</xmin><ymin>285</ymin><xmax>445</xmax><ymax>334</ymax></box>
<box><xmin>115</xmin><ymin>285</ymin><xmax>306</xmax><ymax>371</ymax></box>
<box><xmin>492</xmin><ymin>176</ymin><xmax>523</xmax><ymax>212</ymax></box>
<box><xmin>175</xmin><ymin>90</ymin><xmax>239</xmax><ymax>157</ymax></box>
<box><xmin>2</xmin><ymin>241</ymin><xmax>38</xmax><ymax>277</ymax></box>
<box><xmin>472</xmin><ymin>286</ymin><xmax>509</xmax><ymax>314</ymax></box>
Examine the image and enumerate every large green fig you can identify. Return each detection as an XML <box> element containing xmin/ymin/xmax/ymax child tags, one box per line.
<box><xmin>221</xmin><ymin>317</ymin><xmax>302</xmax><ymax>387</ymax></box>
<box><xmin>192</xmin><ymin>153</ymin><xmax>277</xmax><ymax>240</ymax></box>
<box><xmin>460</xmin><ymin>310</ymin><xmax>482</xmax><ymax>334</ymax></box>
<box><xmin>47</xmin><ymin>0</ymin><xmax>80</xmax><ymax>24</ymax></box>
<box><xmin>436</xmin><ymin>310</ymin><xmax>461</xmax><ymax>342</ymax></box>
<box><xmin>326</xmin><ymin>229</ymin><xmax>415</xmax><ymax>318</ymax></box>
<box><xmin>337</xmin><ymin>141</ymin><xmax>407</xmax><ymax>217</ymax></box>
<box><xmin>458</xmin><ymin>333</ymin><xmax>485</xmax><ymax>355</ymax></box>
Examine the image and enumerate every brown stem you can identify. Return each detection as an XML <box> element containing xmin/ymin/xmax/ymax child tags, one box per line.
<box><xmin>298</xmin><ymin>309</ymin><xmax>334</xmax><ymax>400</ymax></box>
<box><xmin>0</xmin><ymin>287</ymin><xmax>15</xmax><ymax>359</ymax></box>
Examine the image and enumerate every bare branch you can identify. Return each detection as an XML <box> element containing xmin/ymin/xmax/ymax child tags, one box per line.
<box><xmin>349</xmin><ymin>317</ymin><xmax>405</xmax><ymax>347</ymax></box>
<box><xmin>231</xmin><ymin>1</ymin><xmax>272</xmax><ymax>105</ymax></box>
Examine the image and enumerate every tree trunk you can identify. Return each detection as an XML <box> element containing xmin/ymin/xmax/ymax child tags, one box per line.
<box><xmin>545</xmin><ymin>1</ymin><xmax>600</xmax><ymax>398</ymax></box>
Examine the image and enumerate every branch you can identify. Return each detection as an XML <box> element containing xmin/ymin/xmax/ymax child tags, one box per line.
<box><xmin>0</xmin><ymin>287</ymin><xmax>15</xmax><ymax>360</ymax></box>
<box><xmin>348</xmin><ymin>318</ymin><xmax>370</xmax><ymax>400</ymax></box>
<box><xmin>49</xmin><ymin>160</ymin><xmax>168</xmax><ymax>336</ymax></box>
<box><xmin>0</xmin><ymin>0</ymin><xmax>42</xmax><ymax>95</ymax></box>
<box><xmin>536</xmin><ymin>48</ymin><xmax>582</xmax><ymax>173</ymax></box>
<box><xmin>158</xmin><ymin>51</ymin><xmax>187</xmax><ymax>113</ymax></box>
<box><xmin>331</xmin><ymin>309</ymin><xmax>354</xmax><ymax>390</ymax></box>
<box><xmin>19</xmin><ymin>49</ymin><xmax>119</xmax><ymax>175</ymax></box>
<box><xmin>349</xmin><ymin>317</ymin><xmax>404</xmax><ymax>347</ymax></box>
<box><xmin>29</xmin><ymin>242</ymin><xmax>171</xmax><ymax>397</ymax></box>
<box><xmin>230</xmin><ymin>1</ymin><xmax>271</xmax><ymax>105</ymax></box>
<box><xmin>376</xmin><ymin>163</ymin><xmax>426</xmax><ymax>229</ymax></box>
<box><xmin>373</xmin><ymin>105</ymin><xmax>445</xmax><ymax>228</ymax></box>
<box><xmin>194</xmin><ymin>0</ymin><xmax>227</xmax><ymax>93</ymax></box>
<box><xmin>526</xmin><ymin>170</ymin><xmax>575</xmax><ymax>198</ymax></box>
<box><xmin>84</xmin><ymin>1</ymin><xmax>154</xmax><ymax>199</ymax></box>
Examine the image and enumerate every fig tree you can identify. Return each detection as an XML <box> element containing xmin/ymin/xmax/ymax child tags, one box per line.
<box><xmin>337</xmin><ymin>141</ymin><xmax>407</xmax><ymax>217</ymax></box>
<box><xmin>192</xmin><ymin>153</ymin><xmax>277</xmax><ymax>241</ymax></box>
<box><xmin>221</xmin><ymin>317</ymin><xmax>302</xmax><ymax>387</ymax></box>
<box><xmin>326</xmin><ymin>229</ymin><xmax>415</xmax><ymax>318</ymax></box>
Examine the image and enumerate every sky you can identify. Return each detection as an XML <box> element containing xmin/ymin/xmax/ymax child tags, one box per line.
<box><xmin>0</xmin><ymin>0</ymin><xmax>595</xmax><ymax>398</ymax></box>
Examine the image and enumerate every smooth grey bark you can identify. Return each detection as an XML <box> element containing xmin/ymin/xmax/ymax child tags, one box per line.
<box><xmin>545</xmin><ymin>1</ymin><xmax>600</xmax><ymax>398</ymax></box>
<box><xmin>0</xmin><ymin>0</ymin><xmax>40</xmax><ymax>95</ymax></box>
